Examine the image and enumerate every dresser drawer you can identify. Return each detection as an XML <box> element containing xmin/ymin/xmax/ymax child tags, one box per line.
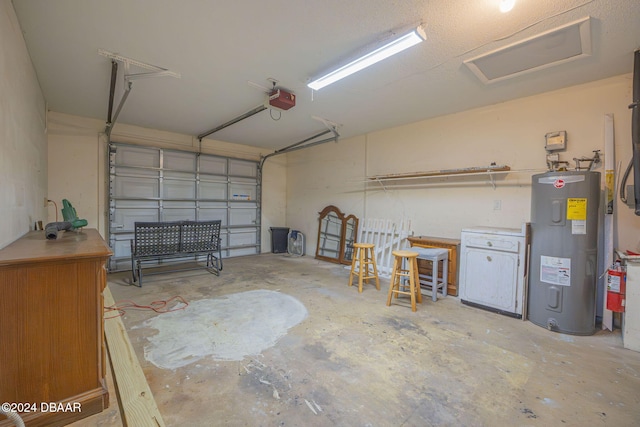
<box><xmin>462</xmin><ymin>233</ymin><xmax>521</xmax><ymax>253</ymax></box>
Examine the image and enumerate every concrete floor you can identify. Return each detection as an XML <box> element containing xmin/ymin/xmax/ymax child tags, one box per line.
<box><xmin>96</xmin><ymin>254</ymin><xmax>639</xmax><ymax>426</ymax></box>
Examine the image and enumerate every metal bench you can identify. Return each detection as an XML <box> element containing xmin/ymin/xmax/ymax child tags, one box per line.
<box><xmin>130</xmin><ymin>220</ymin><xmax>223</xmax><ymax>286</ymax></box>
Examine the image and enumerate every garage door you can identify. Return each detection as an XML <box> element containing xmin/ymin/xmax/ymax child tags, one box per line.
<box><xmin>108</xmin><ymin>143</ymin><xmax>260</xmax><ymax>271</ymax></box>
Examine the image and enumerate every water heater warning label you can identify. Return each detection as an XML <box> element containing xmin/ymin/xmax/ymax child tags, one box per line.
<box><xmin>540</xmin><ymin>255</ymin><xmax>571</xmax><ymax>286</ymax></box>
<box><xmin>567</xmin><ymin>198</ymin><xmax>587</xmax><ymax>220</ymax></box>
<box><xmin>571</xmin><ymin>220</ymin><xmax>586</xmax><ymax>235</ymax></box>
<box><xmin>567</xmin><ymin>198</ymin><xmax>588</xmax><ymax>235</ymax></box>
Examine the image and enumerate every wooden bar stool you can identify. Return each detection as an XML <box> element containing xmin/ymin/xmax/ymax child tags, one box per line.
<box><xmin>413</xmin><ymin>247</ymin><xmax>449</xmax><ymax>301</ymax></box>
<box><xmin>386</xmin><ymin>250</ymin><xmax>422</xmax><ymax>312</ymax></box>
<box><xmin>348</xmin><ymin>243</ymin><xmax>380</xmax><ymax>293</ymax></box>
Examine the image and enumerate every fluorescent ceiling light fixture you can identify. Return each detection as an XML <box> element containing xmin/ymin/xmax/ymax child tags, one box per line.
<box><xmin>308</xmin><ymin>25</ymin><xmax>426</xmax><ymax>90</ymax></box>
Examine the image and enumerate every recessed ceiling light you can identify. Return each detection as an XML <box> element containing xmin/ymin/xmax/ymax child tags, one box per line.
<box><xmin>500</xmin><ymin>0</ymin><xmax>516</xmax><ymax>13</ymax></box>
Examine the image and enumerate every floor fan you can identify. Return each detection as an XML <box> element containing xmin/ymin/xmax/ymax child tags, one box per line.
<box><xmin>287</xmin><ymin>230</ymin><xmax>305</xmax><ymax>256</ymax></box>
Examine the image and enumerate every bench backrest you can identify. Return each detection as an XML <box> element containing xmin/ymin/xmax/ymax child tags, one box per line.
<box><xmin>133</xmin><ymin>220</ymin><xmax>221</xmax><ymax>256</ymax></box>
<box><xmin>134</xmin><ymin>221</ymin><xmax>182</xmax><ymax>256</ymax></box>
<box><xmin>181</xmin><ymin>220</ymin><xmax>221</xmax><ymax>253</ymax></box>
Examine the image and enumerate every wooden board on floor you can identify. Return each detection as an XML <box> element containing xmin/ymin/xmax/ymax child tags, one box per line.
<box><xmin>104</xmin><ymin>286</ymin><xmax>166</xmax><ymax>427</ymax></box>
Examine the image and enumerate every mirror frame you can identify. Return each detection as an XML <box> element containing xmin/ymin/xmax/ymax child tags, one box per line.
<box><xmin>315</xmin><ymin>205</ymin><xmax>359</xmax><ymax>265</ymax></box>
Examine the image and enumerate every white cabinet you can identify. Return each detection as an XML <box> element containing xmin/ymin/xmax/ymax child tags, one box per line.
<box><xmin>459</xmin><ymin>226</ymin><xmax>528</xmax><ymax>318</ymax></box>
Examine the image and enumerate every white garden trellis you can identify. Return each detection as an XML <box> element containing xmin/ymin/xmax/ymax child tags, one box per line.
<box><xmin>356</xmin><ymin>218</ymin><xmax>412</xmax><ymax>277</ymax></box>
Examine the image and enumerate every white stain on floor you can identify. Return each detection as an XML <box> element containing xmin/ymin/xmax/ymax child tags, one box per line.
<box><xmin>142</xmin><ymin>289</ymin><xmax>308</xmax><ymax>369</ymax></box>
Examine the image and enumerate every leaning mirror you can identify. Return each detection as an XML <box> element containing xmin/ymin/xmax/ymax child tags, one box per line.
<box><xmin>342</xmin><ymin>215</ymin><xmax>358</xmax><ymax>263</ymax></box>
<box><xmin>315</xmin><ymin>205</ymin><xmax>359</xmax><ymax>265</ymax></box>
<box><xmin>316</xmin><ymin>206</ymin><xmax>342</xmax><ymax>262</ymax></box>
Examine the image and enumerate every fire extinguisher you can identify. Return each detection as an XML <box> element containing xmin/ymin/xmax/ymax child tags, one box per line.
<box><xmin>607</xmin><ymin>261</ymin><xmax>626</xmax><ymax>312</ymax></box>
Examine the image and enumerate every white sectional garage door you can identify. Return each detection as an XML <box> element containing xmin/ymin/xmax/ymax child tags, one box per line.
<box><xmin>108</xmin><ymin>143</ymin><xmax>260</xmax><ymax>271</ymax></box>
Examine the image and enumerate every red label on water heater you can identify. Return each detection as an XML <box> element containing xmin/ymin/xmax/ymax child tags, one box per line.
<box><xmin>554</xmin><ymin>179</ymin><xmax>565</xmax><ymax>188</ymax></box>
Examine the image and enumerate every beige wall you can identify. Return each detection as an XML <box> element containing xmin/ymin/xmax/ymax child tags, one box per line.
<box><xmin>40</xmin><ymin>76</ymin><xmax>640</xmax><ymax>260</ymax></box>
<box><xmin>0</xmin><ymin>0</ymin><xmax>47</xmax><ymax>249</ymax></box>
<box><xmin>287</xmin><ymin>74</ymin><xmax>638</xmax><ymax>256</ymax></box>
<box><xmin>46</xmin><ymin>111</ymin><xmax>287</xmax><ymax>251</ymax></box>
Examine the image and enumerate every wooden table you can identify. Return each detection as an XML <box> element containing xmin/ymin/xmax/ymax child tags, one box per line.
<box><xmin>408</xmin><ymin>236</ymin><xmax>461</xmax><ymax>296</ymax></box>
<box><xmin>0</xmin><ymin>229</ymin><xmax>111</xmax><ymax>426</ymax></box>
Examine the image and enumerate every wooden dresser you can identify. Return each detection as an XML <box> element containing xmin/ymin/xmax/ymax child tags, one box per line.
<box><xmin>0</xmin><ymin>229</ymin><xmax>111</xmax><ymax>426</ymax></box>
<box><xmin>407</xmin><ymin>236</ymin><xmax>461</xmax><ymax>296</ymax></box>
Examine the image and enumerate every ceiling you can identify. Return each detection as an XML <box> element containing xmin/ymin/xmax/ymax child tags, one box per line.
<box><xmin>11</xmin><ymin>0</ymin><xmax>640</xmax><ymax>150</ymax></box>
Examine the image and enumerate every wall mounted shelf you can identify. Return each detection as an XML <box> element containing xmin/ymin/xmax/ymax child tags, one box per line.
<box><xmin>366</xmin><ymin>166</ymin><xmax>546</xmax><ymax>190</ymax></box>
<box><xmin>369</xmin><ymin>165</ymin><xmax>511</xmax><ymax>180</ymax></box>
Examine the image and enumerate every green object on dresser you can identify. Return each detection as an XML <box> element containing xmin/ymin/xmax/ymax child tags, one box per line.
<box><xmin>61</xmin><ymin>199</ymin><xmax>88</xmax><ymax>228</ymax></box>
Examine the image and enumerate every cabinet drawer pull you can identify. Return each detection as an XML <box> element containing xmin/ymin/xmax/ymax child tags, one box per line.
<box><xmin>487</xmin><ymin>256</ymin><xmax>492</xmax><ymax>262</ymax></box>
<box><xmin>487</xmin><ymin>241</ymin><xmax>493</xmax><ymax>247</ymax></box>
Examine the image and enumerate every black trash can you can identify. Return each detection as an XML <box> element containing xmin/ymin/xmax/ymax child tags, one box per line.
<box><xmin>270</xmin><ymin>227</ymin><xmax>290</xmax><ymax>253</ymax></box>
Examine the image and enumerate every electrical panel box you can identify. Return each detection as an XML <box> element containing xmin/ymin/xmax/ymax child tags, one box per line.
<box><xmin>545</xmin><ymin>131</ymin><xmax>567</xmax><ymax>151</ymax></box>
<box><xmin>269</xmin><ymin>89</ymin><xmax>296</xmax><ymax>110</ymax></box>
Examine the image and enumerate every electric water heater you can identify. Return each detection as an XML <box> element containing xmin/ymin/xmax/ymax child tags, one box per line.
<box><xmin>528</xmin><ymin>171</ymin><xmax>600</xmax><ymax>335</ymax></box>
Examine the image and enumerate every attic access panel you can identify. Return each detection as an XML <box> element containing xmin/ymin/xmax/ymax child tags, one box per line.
<box><xmin>464</xmin><ymin>16</ymin><xmax>592</xmax><ymax>84</ymax></box>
